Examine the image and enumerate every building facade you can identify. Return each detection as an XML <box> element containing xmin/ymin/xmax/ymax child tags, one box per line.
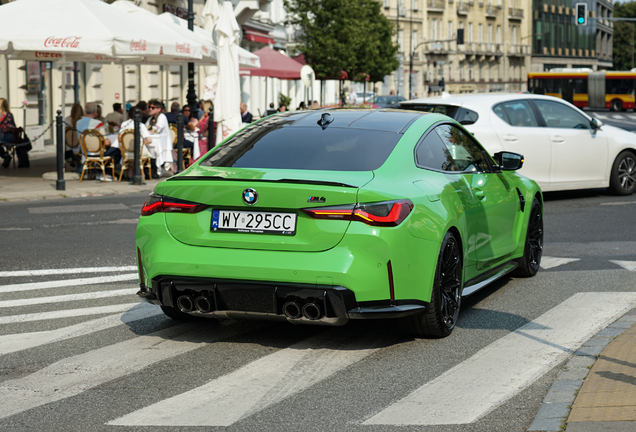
<box><xmin>380</xmin><ymin>0</ymin><xmax>532</xmax><ymax>96</ymax></box>
<box><xmin>530</xmin><ymin>0</ymin><xmax>613</xmax><ymax>72</ymax></box>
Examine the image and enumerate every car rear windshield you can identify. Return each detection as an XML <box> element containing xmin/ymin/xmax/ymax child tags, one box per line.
<box><xmin>402</xmin><ymin>104</ymin><xmax>479</xmax><ymax>125</ymax></box>
<box><xmin>200</xmin><ymin>125</ymin><xmax>401</xmax><ymax>171</ymax></box>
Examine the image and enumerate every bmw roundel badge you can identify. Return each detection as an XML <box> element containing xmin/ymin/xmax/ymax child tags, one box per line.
<box><xmin>242</xmin><ymin>188</ymin><xmax>258</xmax><ymax>205</ymax></box>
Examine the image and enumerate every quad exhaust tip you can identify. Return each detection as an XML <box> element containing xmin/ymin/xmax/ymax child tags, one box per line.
<box><xmin>302</xmin><ymin>302</ymin><xmax>323</xmax><ymax>320</ymax></box>
<box><xmin>176</xmin><ymin>295</ymin><xmax>194</xmax><ymax>313</ymax></box>
<box><xmin>194</xmin><ymin>296</ymin><xmax>213</xmax><ymax>313</ymax></box>
<box><xmin>282</xmin><ymin>301</ymin><xmax>302</xmax><ymax>319</ymax></box>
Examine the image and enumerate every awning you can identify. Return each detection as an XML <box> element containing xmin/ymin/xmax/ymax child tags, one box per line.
<box><xmin>239</xmin><ymin>47</ymin><xmax>302</xmax><ymax>79</ymax></box>
<box><xmin>243</xmin><ymin>28</ymin><xmax>274</xmax><ymax>45</ymax></box>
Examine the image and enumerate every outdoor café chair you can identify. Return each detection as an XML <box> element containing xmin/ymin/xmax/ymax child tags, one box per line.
<box><xmin>169</xmin><ymin>124</ymin><xmax>192</xmax><ymax>170</ymax></box>
<box><xmin>118</xmin><ymin>130</ymin><xmax>152</xmax><ymax>182</ymax></box>
<box><xmin>79</xmin><ymin>129</ymin><xmax>115</xmax><ymax>182</ymax></box>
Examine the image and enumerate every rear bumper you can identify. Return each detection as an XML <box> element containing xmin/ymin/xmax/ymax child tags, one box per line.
<box><xmin>137</xmin><ymin>276</ymin><xmax>428</xmax><ymax>323</ymax></box>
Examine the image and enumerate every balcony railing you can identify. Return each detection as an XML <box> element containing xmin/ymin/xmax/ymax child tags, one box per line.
<box><xmin>457</xmin><ymin>1</ymin><xmax>470</xmax><ymax>14</ymax></box>
<box><xmin>508</xmin><ymin>7</ymin><xmax>523</xmax><ymax>19</ymax></box>
<box><xmin>427</xmin><ymin>0</ymin><xmax>446</xmax><ymax>10</ymax></box>
<box><xmin>485</xmin><ymin>5</ymin><xmax>500</xmax><ymax>16</ymax></box>
<box><xmin>508</xmin><ymin>44</ymin><xmax>531</xmax><ymax>55</ymax></box>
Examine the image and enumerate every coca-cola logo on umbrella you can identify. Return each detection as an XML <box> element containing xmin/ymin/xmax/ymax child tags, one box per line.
<box><xmin>175</xmin><ymin>43</ymin><xmax>190</xmax><ymax>54</ymax></box>
<box><xmin>130</xmin><ymin>40</ymin><xmax>147</xmax><ymax>52</ymax></box>
<box><xmin>44</xmin><ymin>36</ymin><xmax>81</xmax><ymax>49</ymax></box>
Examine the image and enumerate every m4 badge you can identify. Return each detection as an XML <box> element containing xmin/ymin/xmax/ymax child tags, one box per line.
<box><xmin>307</xmin><ymin>196</ymin><xmax>326</xmax><ymax>203</ymax></box>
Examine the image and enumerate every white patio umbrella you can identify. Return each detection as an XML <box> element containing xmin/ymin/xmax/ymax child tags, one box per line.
<box><xmin>157</xmin><ymin>12</ymin><xmax>260</xmax><ymax>69</ymax></box>
<box><xmin>0</xmin><ymin>0</ymin><xmax>202</xmax><ymax>117</ymax></box>
<box><xmin>213</xmin><ymin>1</ymin><xmax>243</xmax><ymax>145</ymax></box>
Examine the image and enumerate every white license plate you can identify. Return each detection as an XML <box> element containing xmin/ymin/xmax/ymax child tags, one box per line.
<box><xmin>211</xmin><ymin>210</ymin><xmax>297</xmax><ymax>235</ymax></box>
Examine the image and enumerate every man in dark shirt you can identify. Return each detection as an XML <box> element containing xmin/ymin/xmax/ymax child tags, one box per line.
<box><xmin>240</xmin><ymin>103</ymin><xmax>253</xmax><ymax>123</ymax></box>
<box><xmin>165</xmin><ymin>102</ymin><xmax>180</xmax><ymax>124</ymax></box>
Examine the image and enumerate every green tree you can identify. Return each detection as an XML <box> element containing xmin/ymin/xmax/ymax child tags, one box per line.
<box><xmin>613</xmin><ymin>1</ymin><xmax>636</xmax><ymax>70</ymax></box>
<box><xmin>284</xmin><ymin>0</ymin><xmax>398</xmax><ymax>84</ymax></box>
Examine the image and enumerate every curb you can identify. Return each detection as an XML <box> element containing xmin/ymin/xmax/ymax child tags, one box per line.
<box><xmin>527</xmin><ymin>308</ymin><xmax>636</xmax><ymax>431</ymax></box>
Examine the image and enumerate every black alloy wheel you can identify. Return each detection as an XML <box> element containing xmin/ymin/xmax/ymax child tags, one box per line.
<box><xmin>513</xmin><ymin>198</ymin><xmax>543</xmax><ymax>277</ymax></box>
<box><xmin>609</xmin><ymin>151</ymin><xmax>636</xmax><ymax>196</ymax></box>
<box><xmin>405</xmin><ymin>231</ymin><xmax>462</xmax><ymax>338</ymax></box>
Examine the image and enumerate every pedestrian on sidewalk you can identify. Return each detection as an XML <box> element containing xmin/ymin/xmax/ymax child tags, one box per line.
<box><xmin>0</xmin><ymin>98</ymin><xmax>16</xmax><ymax>168</ymax></box>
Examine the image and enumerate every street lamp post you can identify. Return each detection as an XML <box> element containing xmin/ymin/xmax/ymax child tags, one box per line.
<box><xmin>186</xmin><ymin>0</ymin><xmax>197</xmax><ymax>113</ymax></box>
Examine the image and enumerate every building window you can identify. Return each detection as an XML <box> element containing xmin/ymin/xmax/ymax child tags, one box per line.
<box><xmin>413</xmin><ymin>29</ymin><xmax>418</xmax><ymax>50</ymax></box>
<box><xmin>478</xmin><ymin>23</ymin><xmax>483</xmax><ymax>44</ymax></box>
<box><xmin>448</xmin><ymin>21</ymin><xmax>453</xmax><ymax>40</ymax></box>
<box><xmin>398</xmin><ymin>29</ymin><xmax>404</xmax><ymax>52</ymax></box>
<box><xmin>468</xmin><ymin>23</ymin><xmax>474</xmax><ymax>43</ymax></box>
<box><xmin>497</xmin><ymin>25</ymin><xmax>501</xmax><ymax>44</ymax></box>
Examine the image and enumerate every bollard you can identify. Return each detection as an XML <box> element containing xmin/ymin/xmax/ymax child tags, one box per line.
<box><xmin>55</xmin><ymin>110</ymin><xmax>65</xmax><ymax>191</ymax></box>
<box><xmin>208</xmin><ymin>105</ymin><xmax>214</xmax><ymax>150</ymax></box>
<box><xmin>132</xmin><ymin>109</ymin><xmax>142</xmax><ymax>185</ymax></box>
<box><xmin>176</xmin><ymin>110</ymin><xmax>184</xmax><ymax>174</ymax></box>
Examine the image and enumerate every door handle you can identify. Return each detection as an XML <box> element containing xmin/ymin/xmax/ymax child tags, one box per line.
<box><xmin>503</xmin><ymin>134</ymin><xmax>518</xmax><ymax>142</ymax></box>
<box><xmin>551</xmin><ymin>135</ymin><xmax>565</xmax><ymax>143</ymax></box>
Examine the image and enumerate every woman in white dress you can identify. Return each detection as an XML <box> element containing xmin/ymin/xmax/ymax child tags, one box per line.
<box><xmin>145</xmin><ymin>99</ymin><xmax>172</xmax><ymax>177</ymax></box>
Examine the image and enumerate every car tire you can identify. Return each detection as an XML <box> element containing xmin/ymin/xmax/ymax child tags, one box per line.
<box><xmin>404</xmin><ymin>231</ymin><xmax>462</xmax><ymax>338</ymax></box>
<box><xmin>611</xmin><ymin>99</ymin><xmax>623</xmax><ymax>112</ymax></box>
<box><xmin>160</xmin><ymin>305</ymin><xmax>196</xmax><ymax>320</ymax></box>
<box><xmin>513</xmin><ymin>197</ymin><xmax>543</xmax><ymax>278</ymax></box>
<box><xmin>609</xmin><ymin>151</ymin><xmax>636</xmax><ymax>196</ymax></box>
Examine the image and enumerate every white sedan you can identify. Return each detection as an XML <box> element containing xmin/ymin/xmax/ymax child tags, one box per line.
<box><xmin>400</xmin><ymin>93</ymin><xmax>636</xmax><ymax>195</ymax></box>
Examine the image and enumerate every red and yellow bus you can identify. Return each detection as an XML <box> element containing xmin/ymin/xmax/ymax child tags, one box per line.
<box><xmin>528</xmin><ymin>70</ymin><xmax>636</xmax><ymax>111</ymax></box>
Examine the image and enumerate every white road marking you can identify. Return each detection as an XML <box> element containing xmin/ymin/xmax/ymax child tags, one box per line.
<box><xmin>109</xmin><ymin>331</ymin><xmax>390</xmax><ymax>427</ymax></box>
<box><xmin>610</xmin><ymin>260</ymin><xmax>636</xmax><ymax>271</ymax></box>
<box><xmin>0</xmin><ymin>323</ymin><xmax>235</xmax><ymax>420</ymax></box>
<box><xmin>364</xmin><ymin>292</ymin><xmax>636</xmax><ymax>426</ymax></box>
<box><xmin>0</xmin><ymin>266</ymin><xmax>137</xmax><ymax>278</ymax></box>
<box><xmin>0</xmin><ymin>303</ymin><xmax>143</xmax><ymax>324</ymax></box>
<box><xmin>27</xmin><ymin>203</ymin><xmax>129</xmax><ymax>214</ymax></box>
<box><xmin>0</xmin><ymin>273</ymin><xmax>138</xmax><ymax>293</ymax></box>
<box><xmin>600</xmin><ymin>201</ymin><xmax>636</xmax><ymax>206</ymax></box>
<box><xmin>0</xmin><ymin>303</ymin><xmax>162</xmax><ymax>356</ymax></box>
<box><xmin>0</xmin><ymin>288</ymin><xmax>135</xmax><ymax>308</ymax></box>
<box><xmin>540</xmin><ymin>256</ymin><xmax>580</xmax><ymax>269</ymax></box>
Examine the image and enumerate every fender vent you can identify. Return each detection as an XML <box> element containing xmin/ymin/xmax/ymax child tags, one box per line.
<box><xmin>516</xmin><ymin>188</ymin><xmax>526</xmax><ymax>212</ymax></box>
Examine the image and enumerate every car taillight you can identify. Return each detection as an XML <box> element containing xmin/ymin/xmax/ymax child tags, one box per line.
<box><xmin>140</xmin><ymin>192</ymin><xmax>208</xmax><ymax>216</ymax></box>
<box><xmin>302</xmin><ymin>199</ymin><xmax>413</xmax><ymax>227</ymax></box>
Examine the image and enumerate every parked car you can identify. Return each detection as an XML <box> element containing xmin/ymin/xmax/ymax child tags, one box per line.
<box><xmin>371</xmin><ymin>95</ymin><xmax>407</xmax><ymax>108</ymax></box>
<box><xmin>400</xmin><ymin>93</ymin><xmax>636</xmax><ymax>195</ymax></box>
<box><xmin>355</xmin><ymin>91</ymin><xmax>376</xmax><ymax>104</ymax></box>
<box><xmin>136</xmin><ymin>109</ymin><xmax>542</xmax><ymax>338</ymax></box>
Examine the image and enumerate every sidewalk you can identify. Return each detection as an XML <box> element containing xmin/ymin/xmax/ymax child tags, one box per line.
<box><xmin>0</xmin><ymin>145</ymin><xmax>161</xmax><ymax>202</ymax></box>
<box><xmin>530</xmin><ymin>308</ymin><xmax>636</xmax><ymax>432</ymax></box>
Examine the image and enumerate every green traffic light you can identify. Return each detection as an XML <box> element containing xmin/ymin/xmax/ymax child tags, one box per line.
<box><xmin>578</xmin><ymin>17</ymin><xmax>584</xmax><ymax>23</ymax></box>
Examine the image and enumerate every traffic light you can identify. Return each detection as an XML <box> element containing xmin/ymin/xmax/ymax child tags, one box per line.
<box><xmin>575</xmin><ymin>3</ymin><xmax>587</xmax><ymax>26</ymax></box>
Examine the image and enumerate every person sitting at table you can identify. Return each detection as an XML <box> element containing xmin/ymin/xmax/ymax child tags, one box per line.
<box><xmin>105</xmin><ymin>103</ymin><xmax>124</xmax><ymax>133</ymax></box>
<box><xmin>196</xmin><ymin>100</ymin><xmax>214</xmax><ymax>160</ymax></box>
<box><xmin>136</xmin><ymin>100</ymin><xmax>150</xmax><ymax>123</ymax></box>
<box><xmin>95</xmin><ymin>104</ymin><xmax>106</xmax><ymax>123</ymax></box>
<box><xmin>165</xmin><ymin>102</ymin><xmax>180</xmax><ymax>124</ymax></box>
<box><xmin>146</xmin><ymin>99</ymin><xmax>171</xmax><ymax>177</ymax></box>
<box><xmin>119</xmin><ymin>107</ymin><xmax>153</xmax><ymax>180</ymax></box>
<box><xmin>0</xmin><ymin>97</ymin><xmax>16</xmax><ymax>168</ymax></box>
<box><xmin>179</xmin><ymin>105</ymin><xmax>198</xmax><ymax>157</ymax></box>
<box><xmin>64</xmin><ymin>103</ymin><xmax>84</xmax><ymax>170</ymax></box>
<box><xmin>76</xmin><ymin>102</ymin><xmax>120</xmax><ymax>181</ymax></box>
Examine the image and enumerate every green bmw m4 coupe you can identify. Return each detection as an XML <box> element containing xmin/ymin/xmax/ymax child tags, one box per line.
<box><xmin>136</xmin><ymin>108</ymin><xmax>543</xmax><ymax>338</ymax></box>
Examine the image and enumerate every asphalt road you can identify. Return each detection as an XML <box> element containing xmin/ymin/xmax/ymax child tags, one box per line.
<box><xmin>586</xmin><ymin>109</ymin><xmax>636</xmax><ymax>132</ymax></box>
<box><xmin>0</xmin><ymin>190</ymin><xmax>635</xmax><ymax>432</ymax></box>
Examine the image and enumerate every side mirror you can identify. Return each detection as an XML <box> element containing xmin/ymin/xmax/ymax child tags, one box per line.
<box><xmin>493</xmin><ymin>151</ymin><xmax>524</xmax><ymax>171</ymax></box>
<box><xmin>591</xmin><ymin>118</ymin><xmax>603</xmax><ymax>131</ymax></box>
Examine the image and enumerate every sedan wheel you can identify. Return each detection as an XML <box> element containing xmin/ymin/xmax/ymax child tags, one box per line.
<box><xmin>405</xmin><ymin>231</ymin><xmax>462</xmax><ymax>338</ymax></box>
<box><xmin>513</xmin><ymin>198</ymin><xmax>543</xmax><ymax>277</ymax></box>
<box><xmin>609</xmin><ymin>151</ymin><xmax>636</xmax><ymax>196</ymax></box>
